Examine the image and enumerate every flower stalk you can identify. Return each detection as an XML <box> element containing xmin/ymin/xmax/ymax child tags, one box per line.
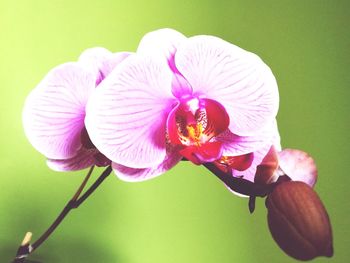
<box><xmin>13</xmin><ymin>165</ymin><xmax>112</xmax><ymax>263</ymax></box>
<box><xmin>203</xmin><ymin>162</ymin><xmax>275</xmax><ymax>197</ymax></box>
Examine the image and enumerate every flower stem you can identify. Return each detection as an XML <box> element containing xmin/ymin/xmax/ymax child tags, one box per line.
<box><xmin>203</xmin><ymin>162</ymin><xmax>274</xmax><ymax>197</ymax></box>
<box><xmin>12</xmin><ymin>165</ymin><xmax>113</xmax><ymax>263</ymax></box>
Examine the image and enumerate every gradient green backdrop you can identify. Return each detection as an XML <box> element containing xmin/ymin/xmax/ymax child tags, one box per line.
<box><xmin>1</xmin><ymin>0</ymin><xmax>349</xmax><ymax>262</ymax></box>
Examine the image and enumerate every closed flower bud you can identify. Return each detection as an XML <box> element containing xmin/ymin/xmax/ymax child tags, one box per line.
<box><xmin>266</xmin><ymin>181</ymin><xmax>333</xmax><ymax>261</ymax></box>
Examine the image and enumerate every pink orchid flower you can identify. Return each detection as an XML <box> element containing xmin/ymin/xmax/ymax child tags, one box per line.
<box><xmin>86</xmin><ymin>29</ymin><xmax>280</xmax><ymax>182</ymax></box>
<box><xmin>23</xmin><ymin>47</ymin><xmax>130</xmax><ymax>171</ymax></box>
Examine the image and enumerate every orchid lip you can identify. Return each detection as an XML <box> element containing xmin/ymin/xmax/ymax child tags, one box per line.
<box><xmin>167</xmin><ymin>96</ymin><xmax>230</xmax><ymax>164</ymax></box>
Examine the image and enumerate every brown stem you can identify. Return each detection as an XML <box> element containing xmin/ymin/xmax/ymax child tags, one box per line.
<box><xmin>203</xmin><ymin>162</ymin><xmax>275</xmax><ymax>197</ymax></box>
<box><xmin>13</xmin><ymin>165</ymin><xmax>112</xmax><ymax>263</ymax></box>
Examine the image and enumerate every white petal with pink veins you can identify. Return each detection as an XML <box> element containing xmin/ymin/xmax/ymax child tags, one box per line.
<box><xmin>47</xmin><ymin>148</ymin><xmax>96</xmax><ymax>171</ymax></box>
<box><xmin>175</xmin><ymin>35</ymin><xmax>279</xmax><ymax>136</ymax></box>
<box><xmin>217</xmin><ymin>120</ymin><xmax>280</xmax><ymax>157</ymax></box>
<box><xmin>23</xmin><ymin>63</ymin><xmax>95</xmax><ymax>159</ymax></box>
<box><xmin>112</xmin><ymin>149</ymin><xmax>182</xmax><ymax>182</ymax></box>
<box><xmin>85</xmin><ymin>54</ymin><xmax>176</xmax><ymax>168</ymax></box>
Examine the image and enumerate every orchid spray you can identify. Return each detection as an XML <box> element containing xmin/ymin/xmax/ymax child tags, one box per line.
<box><xmin>15</xmin><ymin>29</ymin><xmax>333</xmax><ymax>262</ymax></box>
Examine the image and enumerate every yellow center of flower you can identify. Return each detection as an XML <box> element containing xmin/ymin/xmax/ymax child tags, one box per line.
<box><xmin>186</xmin><ymin>123</ymin><xmax>204</xmax><ymax>146</ymax></box>
<box><xmin>218</xmin><ymin>155</ymin><xmax>229</xmax><ymax>164</ymax></box>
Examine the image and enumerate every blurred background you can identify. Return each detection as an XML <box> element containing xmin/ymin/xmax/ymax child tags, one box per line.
<box><xmin>0</xmin><ymin>0</ymin><xmax>349</xmax><ymax>262</ymax></box>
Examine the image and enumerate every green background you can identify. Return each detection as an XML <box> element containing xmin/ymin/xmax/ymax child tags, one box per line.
<box><xmin>0</xmin><ymin>0</ymin><xmax>349</xmax><ymax>262</ymax></box>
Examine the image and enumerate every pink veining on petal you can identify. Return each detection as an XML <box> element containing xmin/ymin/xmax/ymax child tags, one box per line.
<box><xmin>23</xmin><ymin>63</ymin><xmax>95</xmax><ymax>160</ymax></box>
<box><xmin>23</xmin><ymin>47</ymin><xmax>131</xmax><ymax>171</ymax></box>
<box><xmin>217</xmin><ymin>119</ymin><xmax>280</xmax><ymax>157</ymax></box>
<box><xmin>175</xmin><ymin>35</ymin><xmax>279</xmax><ymax>136</ymax></box>
<box><xmin>171</xmin><ymin>73</ymin><xmax>192</xmax><ymax>98</ymax></box>
<box><xmin>86</xmin><ymin>54</ymin><xmax>176</xmax><ymax>168</ymax></box>
<box><xmin>112</xmin><ymin>147</ymin><xmax>182</xmax><ymax>182</ymax></box>
<box><xmin>47</xmin><ymin>148</ymin><xmax>96</xmax><ymax>171</ymax></box>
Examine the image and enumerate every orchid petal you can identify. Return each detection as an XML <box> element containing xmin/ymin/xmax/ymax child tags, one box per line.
<box><xmin>137</xmin><ymin>28</ymin><xmax>187</xmax><ymax>74</ymax></box>
<box><xmin>231</xmin><ymin>142</ymin><xmax>272</xmax><ymax>182</ymax></box>
<box><xmin>175</xmin><ymin>35</ymin><xmax>279</xmax><ymax>135</ymax></box>
<box><xmin>47</xmin><ymin>148</ymin><xmax>96</xmax><ymax>171</ymax></box>
<box><xmin>79</xmin><ymin>47</ymin><xmax>113</xmax><ymax>85</ymax></box>
<box><xmin>85</xmin><ymin>54</ymin><xmax>176</xmax><ymax>168</ymax></box>
<box><xmin>137</xmin><ymin>28</ymin><xmax>192</xmax><ymax>97</ymax></box>
<box><xmin>23</xmin><ymin>63</ymin><xmax>95</xmax><ymax>159</ymax></box>
<box><xmin>278</xmin><ymin>149</ymin><xmax>318</xmax><ymax>187</ymax></box>
<box><xmin>112</xmin><ymin>149</ymin><xmax>182</xmax><ymax>182</ymax></box>
<box><xmin>101</xmin><ymin>52</ymin><xmax>132</xmax><ymax>79</ymax></box>
<box><xmin>217</xmin><ymin>120</ymin><xmax>280</xmax><ymax>156</ymax></box>
<box><xmin>79</xmin><ymin>48</ymin><xmax>131</xmax><ymax>85</ymax></box>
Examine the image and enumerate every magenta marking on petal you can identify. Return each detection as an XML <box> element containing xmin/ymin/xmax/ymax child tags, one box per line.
<box><xmin>137</xmin><ymin>28</ymin><xmax>187</xmax><ymax>71</ymax></box>
<box><xmin>166</xmin><ymin>103</ymin><xmax>182</xmax><ymax>146</ymax></box>
<box><xmin>171</xmin><ymin>73</ymin><xmax>193</xmax><ymax>98</ymax></box>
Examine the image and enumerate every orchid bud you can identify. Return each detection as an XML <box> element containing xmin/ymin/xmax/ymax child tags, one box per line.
<box><xmin>278</xmin><ymin>149</ymin><xmax>318</xmax><ymax>187</ymax></box>
<box><xmin>266</xmin><ymin>181</ymin><xmax>333</xmax><ymax>261</ymax></box>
